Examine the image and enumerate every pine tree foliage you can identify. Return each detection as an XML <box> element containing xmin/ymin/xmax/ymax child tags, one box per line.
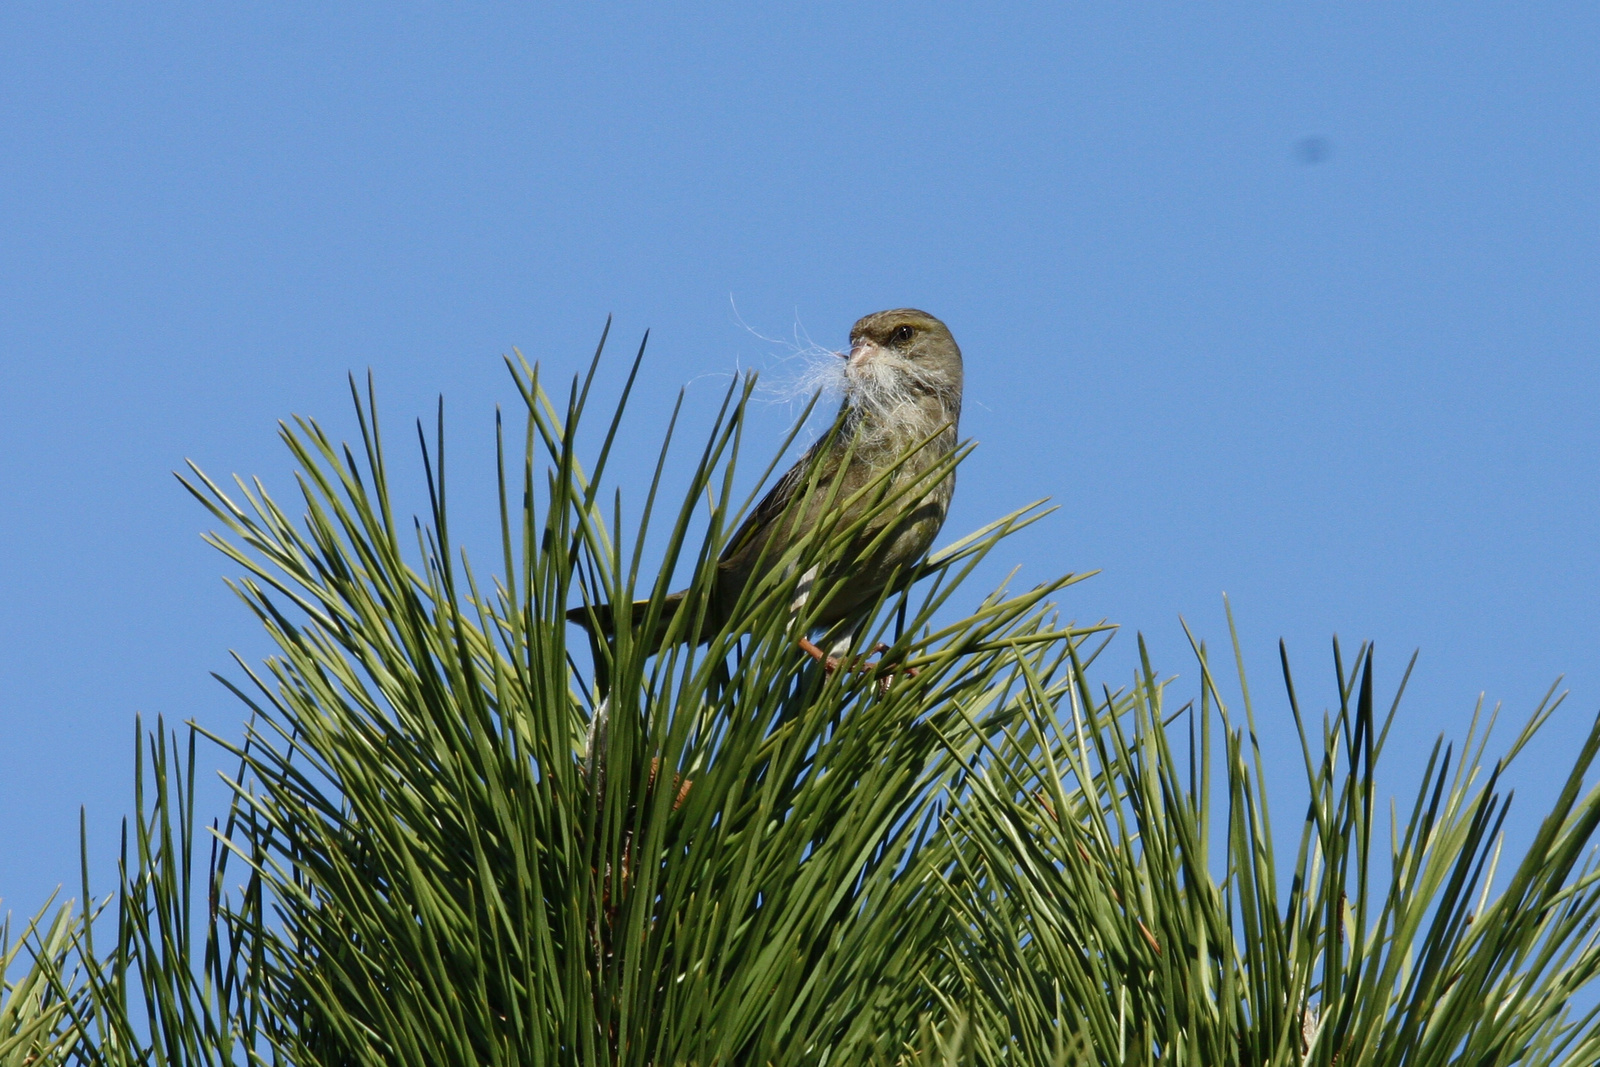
<box><xmin>1</xmin><ymin>897</ymin><xmax>83</xmax><ymax>1066</ymax></box>
<box><xmin>7</xmin><ymin>325</ymin><xmax>1600</xmax><ymax>1065</ymax></box>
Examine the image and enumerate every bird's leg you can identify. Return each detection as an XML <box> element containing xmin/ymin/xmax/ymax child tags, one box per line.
<box><xmin>798</xmin><ymin>633</ymin><xmax>919</xmax><ymax>690</ymax></box>
<box><xmin>796</xmin><ymin>632</ymin><xmax>861</xmax><ymax>672</ymax></box>
<box><xmin>798</xmin><ymin>635</ymin><xmax>842</xmax><ymax>672</ymax></box>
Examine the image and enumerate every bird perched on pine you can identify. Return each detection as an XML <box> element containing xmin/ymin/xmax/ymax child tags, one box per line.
<box><xmin>567</xmin><ymin>308</ymin><xmax>963</xmax><ymax>659</ymax></box>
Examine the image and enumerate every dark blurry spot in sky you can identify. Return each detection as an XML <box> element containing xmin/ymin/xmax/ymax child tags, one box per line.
<box><xmin>1294</xmin><ymin>136</ymin><xmax>1332</xmax><ymax>164</ymax></box>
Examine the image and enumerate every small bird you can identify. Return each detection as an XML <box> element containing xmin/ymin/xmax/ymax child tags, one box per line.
<box><xmin>568</xmin><ymin>308</ymin><xmax>963</xmax><ymax>657</ymax></box>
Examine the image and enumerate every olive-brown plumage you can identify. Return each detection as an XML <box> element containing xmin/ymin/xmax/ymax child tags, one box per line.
<box><xmin>568</xmin><ymin>308</ymin><xmax>963</xmax><ymax>648</ymax></box>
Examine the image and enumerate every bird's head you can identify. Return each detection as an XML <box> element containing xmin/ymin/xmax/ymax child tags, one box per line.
<box><xmin>842</xmin><ymin>308</ymin><xmax>963</xmax><ymax>432</ymax></box>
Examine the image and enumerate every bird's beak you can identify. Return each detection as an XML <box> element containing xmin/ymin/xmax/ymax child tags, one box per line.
<box><xmin>847</xmin><ymin>341</ymin><xmax>878</xmax><ymax>367</ymax></box>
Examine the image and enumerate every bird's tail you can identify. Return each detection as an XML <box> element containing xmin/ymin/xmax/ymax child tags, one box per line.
<box><xmin>565</xmin><ymin>590</ymin><xmax>689</xmax><ymax>648</ymax></box>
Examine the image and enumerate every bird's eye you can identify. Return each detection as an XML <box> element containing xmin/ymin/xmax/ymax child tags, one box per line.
<box><xmin>891</xmin><ymin>324</ymin><xmax>915</xmax><ymax>344</ymax></box>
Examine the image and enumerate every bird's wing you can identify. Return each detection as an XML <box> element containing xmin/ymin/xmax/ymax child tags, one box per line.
<box><xmin>720</xmin><ymin>437</ymin><xmax>836</xmax><ymax>564</ymax></box>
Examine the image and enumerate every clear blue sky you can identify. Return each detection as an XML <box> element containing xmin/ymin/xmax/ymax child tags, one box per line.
<box><xmin>2</xmin><ymin>4</ymin><xmax>1597</xmax><ymax>916</ymax></box>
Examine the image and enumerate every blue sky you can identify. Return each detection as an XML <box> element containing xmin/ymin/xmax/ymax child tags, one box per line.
<box><xmin>2</xmin><ymin>4</ymin><xmax>1597</xmax><ymax>915</ymax></box>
